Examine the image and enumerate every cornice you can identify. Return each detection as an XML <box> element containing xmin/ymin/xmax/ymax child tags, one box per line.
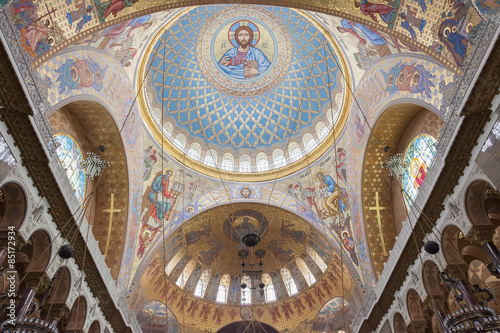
<box><xmin>0</xmin><ymin>45</ymin><xmax>131</xmax><ymax>332</ymax></box>
<box><xmin>359</xmin><ymin>36</ymin><xmax>500</xmax><ymax>332</ymax></box>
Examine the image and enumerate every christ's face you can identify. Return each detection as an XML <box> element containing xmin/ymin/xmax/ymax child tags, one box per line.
<box><xmin>237</xmin><ymin>30</ymin><xmax>251</xmax><ymax>47</ymax></box>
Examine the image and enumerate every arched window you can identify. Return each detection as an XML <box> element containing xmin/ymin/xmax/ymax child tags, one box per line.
<box><xmin>256</xmin><ymin>153</ymin><xmax>269</xmax><ymax>171</ymax></box>
<box><xmin>296</xmin><ymin>257</ymin><xmax>316</xmax><ymax>286</ymax></box>
<box><xmin>306</xmin><ymin>245</ymin><xmax>327</xmax><ymax>272</ymax></box>
<box><xmin>262</xmin><ymin>274</ymin><xmax>276</xmax><ymax>303</ymax></box>
<box><xmin>316</xmin><ymin>121</ymin><xmax>328</xmax><ymax>139</ymax></box>
<box><xmin>302</xmin><ymin>133</ymin><xmax>315</xmax><ymax>153</ymax></box>
<box><xmin>221</xmin><ymin>153</ymin><xmax>234</xmax><ymax>171</ymax></box>
<box><xmin>204</xmin><ymin>155</ymin><xmax>216</xmax><ymax>167</ymax></box>
<box><xmin>176</xmin><ymin>259</ymin><xmax>196</xmax><ymax>288</ymax></box>
<box><xmin>240</xmin><ymin>160</ymin><xmax>251</xmax><ymax>172</ymax></box>
<box><xmin>53</xmin><ymin>133</ymin><xmax>86</xmax><ymax>203</ymax></box>
<box><xmin>194</xmin><ymin>269</ymin><xmax>211</xmax><ymax>298</ymax></box>
<box><xmin>173</xmin><ymin>133</ymin><xmax>186</xmax><ymax>149</ymax></box>
<box><xmin>273</xmin><ymin>154</ymin><xmax>286</xmax><ymax>168</ymax></box>
<box><xmin>402</xmin><ymin>134</ymin><xmax>437</xmax><ymax>209</ymax></box>
<box><xmin>280</xmin><ymin>268</ymin><xmax>298</xmax><ymax>296</ymax></box>
<box><xmin>163</xmin><ymin>121</ymin><xmax>173</xmax><ymax>137</ymax></box>
<box><xmin>288</xmin><ymin>142</ymin><xmax>302</xmax><ymax>162</ymax></box>
<box><xmin>204</xmin><ymin>149</ymin><xmax>218</xmax><ymax>167</ymax></box>
<box><xmin>216</xmin><ymin>274</ymin><xmax>230</xmax><ymax>303</ymax></box>
<box><xmin>165</xmin><ymin>251</ymin><xmax>183</xmax><ymax>275</ymax></box>
<box><xmin>241</xmin><ymin>275</ymin><xmax>252</xmax><ymax>304</ymax></box>
<box><xmin>187</xmin><ymin>142</ymin><xmax>201</xmax><ymax>160</ymax></box>
<box><xmin>305</xmin><ymin>138</ymin><xmax>316</xmax><ymax>152</ymax></box>
<box><xmin>216</xmin><ymin>285</ymin><xmax>227</xmax><ymax>303</ymax></box>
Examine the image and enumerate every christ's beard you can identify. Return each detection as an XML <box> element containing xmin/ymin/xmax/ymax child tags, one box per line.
<box><xmin>238</xmin><ymin>40</ymin><xmax>249</xmax><ymax>48</ymax></box>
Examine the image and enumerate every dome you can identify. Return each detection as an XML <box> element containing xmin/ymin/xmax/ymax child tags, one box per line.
<box><xmin>139</xmin><ymin>5</ymin><xmax>351</xmax><ymax>181</ymax></box>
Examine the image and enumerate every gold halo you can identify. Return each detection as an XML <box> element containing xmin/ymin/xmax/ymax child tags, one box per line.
<box><xmin>314</xmin><ymin>168</ymin><xmax>326</xmax><ymax>181</ymax></box>
<box><xmin>163</xmin><ymin>167</ymin><xmax>175</xmax><ymax>179</ymax></box>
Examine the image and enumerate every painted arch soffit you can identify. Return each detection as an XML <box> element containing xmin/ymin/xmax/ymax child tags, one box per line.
<box><xmin>14</xmin><ymin>0</ymin><xmax>481</xmax><ymax>75</ymax></box>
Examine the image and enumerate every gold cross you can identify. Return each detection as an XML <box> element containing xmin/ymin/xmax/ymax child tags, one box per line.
<box><xmin>369</xmin><ymin>192</ymin><xmax>388</xmax><ymax>256</ymax></box>
<box><xmin>102</xmin><ymin>193</ymin><xmax>121</xmax><ymax>260</ymax></box>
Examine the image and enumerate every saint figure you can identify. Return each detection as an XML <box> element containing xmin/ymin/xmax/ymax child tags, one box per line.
<box><xmin>354</xmin><ymin>0</ymin><xmax>394</xmax><ymax>24</ymax></box>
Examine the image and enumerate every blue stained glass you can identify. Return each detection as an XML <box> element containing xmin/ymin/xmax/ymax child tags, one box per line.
<box><xmin>402</xmin><ymin>134</ymin><xmax>437</xmax><ymax>209</ymax></box>
<box><xmin>53</xmin><ymin>133</ymin><xmax>86</xmax><ymax>204</ymax></box>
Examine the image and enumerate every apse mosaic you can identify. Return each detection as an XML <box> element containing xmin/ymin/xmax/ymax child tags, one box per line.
<box><xmin>140</xmin><ymin>5</ymin><xmax>348</xmax><ymax>172</ymax></box>
<box><xmin>52</xmin><ymin>133</ymin><xmax>86</xmax><ymax>203</ymax></box>
<box><xmin>402</xmin><ymin>134</ymin><xmax>437</xmax><ymax>209</ymax></box>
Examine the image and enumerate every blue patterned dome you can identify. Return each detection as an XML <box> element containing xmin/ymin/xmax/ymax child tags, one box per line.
<box><xmin>141</xmin><ymin>5</ymin><xmax>349</xmax><ymax>174</ymax></box>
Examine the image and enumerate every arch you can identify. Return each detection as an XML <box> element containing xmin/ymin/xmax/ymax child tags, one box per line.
<box><xmin>315</xmin><ymin>121</ymin><xmax>328</xmax><ymax>139</ymax></box>
<box><xmin>163</xmin><ymin>121</ymin><xmax>173</xmax><ymax>137</ymax></box>
<box><xmin>217</xmin><ymin>321</ymin><xmax>279</xmax><ymax>333</ymax></box>
<box><xmin>406</xmin><ymin>289</ymin><xmax>425</xmax><ymax>325</ymax></box>
<box><xmin>441</xmin><ymin>225</ymin><xmax>467</xmax><ymax>266</ymax></box>
<box><xmin>302</xmin><ymin>133</ymin><xmax>315</xmax><ymax>152</ymax></box>
<box><xmin>0</xmin><ymin>182</ymin><xmax>27</xmax><ymax>230</ymax></box>
<box><xmin>165</xmin><ymin>251</ymin><xmax>183</xmax><ymax>275</ymax></box>
<box><xmin>66</xmin><ymin>296</ymin><xmax>87</xmax><ymax>332</ymax></box>
<box><xmin>176</xmin><ymin>259</ymin><xmax>196</xmax><ymax>288</ymax></box>
<box><xmin>280</xmin><ymin>267</ymin><xmax>297</xmax><ymax>296</ymax></box>
<box><xmin>393</xmin><ymin>312</ymin><xmax>408</xmax><ymax>333</ymax></box>
<box><xmin>362</xmin><ymin>104</ymin><xmax>444</xmax><ymax>275</ymax></box>
<box><xmin>288</xmin><ymin>142</ymin><xmax>301</xmax><ymax>161</ymax></box>
<box><xmin>173</xmin><ymin>133</ymin><xmax>186</xmax><ymax>149</ymax></box>
<box><xmin>204</xmin><ymin>148</ymin><xmax>218</xmax><ymax>166</ymax></box>
<box><xmin>88</xmin><ymin>321</ymin><xmax>100</xmax><ymax>333</ymax></box>
<box><xmin>194</xmin><ymin>268</ymin><xmax>211</xmax><ymax>298</ymax></box>
<box><xmin>305</xmin><ymin>245</ymin><xmax>327</xmax><ymax>272</ymax></box>
<box><xmin>465</xmin><ymin>180</ymin><xmax>499</xmax><ymax>226</ymax></box>
<box><xmin>187</xmin><ymin>142</ymin><xmax>202</xmax><ymax>160</ymax></box>
<box><xmin>221</xmin><ymin>153</ymin><xmax>234</xmax><ymax>171</ymax></box>
<box><xmin>422</xmin><ymin>261</ymin><xmax>444</xmax><ymax>297</ymax></box>
<box><xmin>47</xmin><ymin>266</ymin><xmax>71</xmax><ymax>305</ymax></box>
<box><xmin>295</xmin><ymin>257</ymin><xmax>316</xmax><ymax>286</ymax></box>
<box><xmin>261</xmin><ymin>273</ymin><xmax>276</xmax><ymax>303</ymax></box>
<box><xmin>256</xmin><ymin>152</ymin><xmax>269</xmax><ymax>171</ymax></box>
<box><xmin>48</xmin><ymin>99</ymin><xmax>129</xmax><ymax>280</ymax></box>
<box><xmin>26</xmin><ymin>229</ymin><xmax>51</xmax><ymax>273</ymax></box>
<box><xmin>239</xmin><ymin>154</ymin><xmax>252</xmax><ymax>172</ymax></box>
<box><xmin>216</xmin><ymin>274</ymin><xmax>230</xmax><ymax>303</ymax></box>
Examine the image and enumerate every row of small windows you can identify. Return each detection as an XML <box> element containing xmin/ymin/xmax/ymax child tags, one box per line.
<box><xmin>169</xmin><ymin>246</ymin><xmax>327</xmax><ymax>304</ymax></box>
<box><xmin>166</xmin><ymin>120</ymin><xmax>334</xmax><ymax>171</ymax></box>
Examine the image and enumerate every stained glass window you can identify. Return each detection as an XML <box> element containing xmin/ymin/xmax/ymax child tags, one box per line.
<box><xmin>280</xmin><ymin>268</ymin><xmax>298</xmax><ymax>296</ymax></box>
<box><xmin>402</xmin><ymin>134</ymin><xmax>437</xmax><ymax>209</ymax></box>
<box><xmin>194</xmin><ymin>269</ymin><xmax>211</xmax><ymax>298</ymax></box>
<box><xmin>53</xmin><ymin>133</ymin><xmax>86</xmax><ymax>203</ymax></box>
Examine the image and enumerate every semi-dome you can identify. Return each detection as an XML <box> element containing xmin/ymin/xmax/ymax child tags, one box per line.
<box><xmin>139</xmin><ymin>5</ymin><xmax>351</xmax><ymax>181</ymax></box>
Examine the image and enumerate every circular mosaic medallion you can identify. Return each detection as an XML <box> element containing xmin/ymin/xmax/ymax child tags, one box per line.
<box><xmin>240</xmin><ymin>306</ymin><xmax>254</xmax><ymax>320</ymax></box>
<box><xmin>197</xmin><ymin>5</ymin><xmax>291</xmax><ymax>97</ymax></box>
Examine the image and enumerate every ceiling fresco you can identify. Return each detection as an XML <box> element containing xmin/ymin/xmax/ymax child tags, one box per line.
<box><xmin>129</xmin><ymin>203</ymin><xmax>365</xmax><ymax>332</ymax></box>
<box><xmin>8</xmin><ymin>0</ymin><xmax>496</xmax><ymax>330</ymax></box>
<box><xmin>139</xmin><ymin>5</ymin><xmax>349</xmax><ymax>176</ymax></box>
<box><xmin>6</xmin><ymin>0</ymin><xmax>492</xmax><ymax>74</ymax></box>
